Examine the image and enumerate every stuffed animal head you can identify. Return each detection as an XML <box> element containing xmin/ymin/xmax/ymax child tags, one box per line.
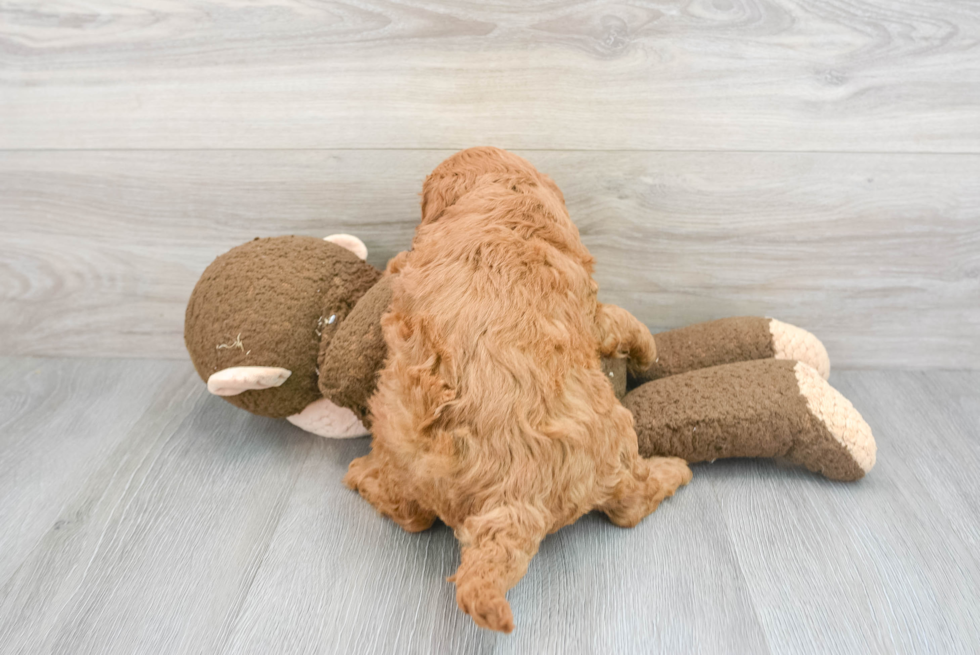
<box><xmin>184</xmin><ymin>234</ymin><xmax>384</xmax><ymax>436</ymax></box>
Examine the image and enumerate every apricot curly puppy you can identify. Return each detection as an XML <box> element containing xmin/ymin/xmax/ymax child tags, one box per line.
<box><xmin>345</xmin><ymin>147</ymin><xmax>691</xmax><ymax>633</ymax></box>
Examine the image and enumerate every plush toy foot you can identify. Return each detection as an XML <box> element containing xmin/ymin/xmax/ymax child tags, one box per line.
<box><xmin>768</xmin><ymin>318</ymin><xmax>830</xmax><ymax>379</ymax></box>
<box><xmin>791</xmin><ymin>361</ymin><xmax>875</xmax><ymax>477</ymax></box>
<box><xmin>623</xmin><ymin>358</ymin><xmax>875</xmax><ymax>481</ymax></box>
<box><xmin>286</xmin><ymin>397</ymin><xmax>370</xmax><ymax>438</ymax></box>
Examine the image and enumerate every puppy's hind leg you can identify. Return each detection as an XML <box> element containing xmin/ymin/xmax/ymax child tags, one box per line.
<box><xmin>450</xmin><ymin>504</ymin><xmax>549</xmax><ymax>633</ymax></box>
<box><xmin>600</xmin><ymin>455</ymin><xmax>692</xmax><ymax>528</ymax></box>
<box><xmin>344</xmin><ymin>451</ymin><xmax>436</xmax><ymax>533</ymax></box>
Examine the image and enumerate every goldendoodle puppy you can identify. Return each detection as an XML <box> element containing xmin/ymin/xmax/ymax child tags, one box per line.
<box><xmin>345</xmin><ymin>147</ymin><xmax>691</xmax><ymax>633</ymax></box>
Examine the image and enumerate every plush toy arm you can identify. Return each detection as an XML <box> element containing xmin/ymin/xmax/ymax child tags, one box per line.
<box><xmin>632</xmin><ymin>317</ymin><xmax>830</xmax><ymax>386</ymax></box>
<box><xmin>622</xmin><ymin>358</ymin><xmax>875</xmax><ymax>481</ymax></box>
<box><xmin>317</xmin><ymin>275</ymin><xmax>394</xmax><ymax>428</ymax></box>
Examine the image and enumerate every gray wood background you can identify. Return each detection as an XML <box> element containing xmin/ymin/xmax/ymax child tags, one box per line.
<box><xmin>1</xmin><ymin>0</ymin><xmax>978</xmax><ymax>367</ymax></box>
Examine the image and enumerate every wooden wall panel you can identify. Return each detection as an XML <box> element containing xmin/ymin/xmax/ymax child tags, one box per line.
<box><xmin>2</xmin><ymin>150</ymin><xmax>976</xmax><ymax>367</ymax></box>
<box><xmin>1</xmin><ymin>0</ymin><xmax>978</xmax><ymax>151</ymax></box>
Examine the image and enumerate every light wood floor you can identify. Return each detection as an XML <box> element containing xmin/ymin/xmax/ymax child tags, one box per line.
<box><xmin>0</xmin><ymin>358</ymin><xmax>978</xmax><ymax>654</ymax></box>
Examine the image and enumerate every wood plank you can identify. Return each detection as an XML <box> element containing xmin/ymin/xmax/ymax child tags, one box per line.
<box><xmin>0</xmin><ymin>361</ymin><xmax>311</xmax><ymax>655</ymax></box>
<box><xmin>834</xmin><ymin>370</ymin><xmax>980</xmax><ymax>569</ymax></box>
<box><xmin>0</xmin><ymin>358</ymin><xmax>193</xmax><ymax>586</ymax></box>
<box><xmin>2</xmin><ymin>360</ymin><xmax>980</xmax><ymax>652</ymax></box>
<box><xmin>1</xmin><ymin>1</ymin><xmax>978</xmax><ymax>151</ymax></box>
<box><xmin>220</xmin><ymin>436</ymin><xmax>768</xmax><ymax>654</ymax></box>
<box><xmin>708</xmin><ymin>370</ymin><xmax>980</xmax><ymax>654</ymax></box>
<box><xmin>2</xmin><ymin>150</ymin><xmax>977</xmax><ymax>368</ymax></box>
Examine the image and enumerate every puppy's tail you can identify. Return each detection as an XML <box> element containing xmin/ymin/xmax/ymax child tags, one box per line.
<box><xmin>449</xmin><ymin>504</ymin><xmax>548</xmax><ymax>633</ymax></box>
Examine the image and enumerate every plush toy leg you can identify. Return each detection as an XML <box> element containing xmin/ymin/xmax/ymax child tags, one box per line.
<box><xmin>635</xmin><ymin>317</ymin><xmax>830</xmax><ymax>385</ymax></box>
<box><xmin>286</xmin><ymin>398</ymin><xmax>370</xmax><ymax>439</ymax></box>
<box><xmin>623</xmin><ymin>359</ymin><xmax>875</xmax><ymax>481</ymax></box>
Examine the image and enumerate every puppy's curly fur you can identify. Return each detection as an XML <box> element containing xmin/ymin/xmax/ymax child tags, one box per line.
<box><xmin>345</xmin><ymin>148</ymin><xmax>691</xmax><ymax>633</ymax></box>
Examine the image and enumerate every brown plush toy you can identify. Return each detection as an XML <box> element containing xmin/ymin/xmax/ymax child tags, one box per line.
<box><xmin>624</xmin><ymin>318</ymin><xmax>875</xmax><ymax>481</ymax></box>
<box><xmin>184</xmin><ymin>233</ymin><xmax>388</xmax><ymax>438</ymax></box>
<box><xmin>185</xmin><ymin>238</ymin><xmax>876</xmax><ymax>481</ymax></box>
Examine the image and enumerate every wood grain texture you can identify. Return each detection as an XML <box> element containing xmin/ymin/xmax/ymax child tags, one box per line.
<box><xmin>2</xmin><ymin>150</ymin><xmax>977</xmax><ymax>368</ymax></box>
<box><xmin>1</xmin><ymin>0</ymin><xmax>979</xmax><ymax>151</ymax></box>
<box><xmin>221</xmin><ymin>437</ymin><xmax>768</xmax><ymax>654</ymax></box>
<box><xmin>706</xmin><ymin>368</ymin><xmax>980</xmax><ymax>654</ymax></box>
<box><xmin>0</xmin><ymin>359</ymin><xmax>313</xmax><ymax>655</ymax></box>
<box><xmin>1</xmin><ymin>358</ymin><xmax>979</xmax><ymax>653</ymax></box>
<box><xmin>0</xmin><ymin>358</ymin><xmax>193</xmax><ymax>585</ymax></box>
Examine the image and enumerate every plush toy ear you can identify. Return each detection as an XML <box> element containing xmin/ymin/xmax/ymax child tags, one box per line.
<box><xmin>324</xmin><ymin>234</ymin><xmax>368</xmax><ymax>261</ymax></box>
<box><xmin>207</xmin><ymin>366</ymin><xmax>292</xmax><ymax>396</ymax></box>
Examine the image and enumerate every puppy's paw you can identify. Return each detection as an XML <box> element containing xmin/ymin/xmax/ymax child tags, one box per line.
<box><xmin>603</xmin><ymin>456</ymin><xmax>693</xmax><ymax>527</ymax></box>
<box><xmin>647</xmin><ymin>456</ymin><xmax>693</xmax><ymax>495</ymax></box>
<box><xmin>343</xmin><ymin>455</ymin><xmax>372</xmax><ymax>491</ymax></box>
<box><xmin>629</xmin><ymin>332</ymin><xmax>658</xmax><ymax>373</ymax></box>
<box><xmin>457</xmin><ymin>581</ymin><xmax>515</xmax><ymax>633</ymax></box>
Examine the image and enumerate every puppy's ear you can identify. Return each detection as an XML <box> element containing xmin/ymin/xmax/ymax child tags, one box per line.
<box><xmin>207</xmin><ymin>366</ymin><xmax>291</xmax><ymax>396</ymax></box>
<box><xmin>324</xmin><ymin>234</ymin><xmax>368</xmax><ymax>260</ymax></box>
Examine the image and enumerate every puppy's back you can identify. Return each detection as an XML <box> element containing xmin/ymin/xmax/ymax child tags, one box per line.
<box><xmin>391</xmin><ymin>164</ymin><xmax>608</xmax><ymax>449</ymax></box>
